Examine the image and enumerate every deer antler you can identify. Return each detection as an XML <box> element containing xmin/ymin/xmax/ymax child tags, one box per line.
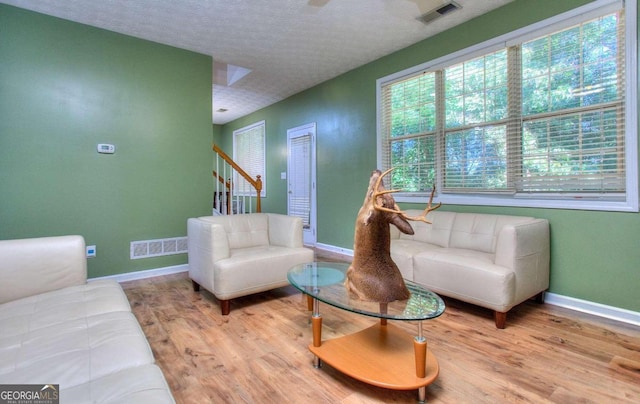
<box><xmin>373</xmin><ymin>168</ymin><xmax>442</xmax><ymax>223</ymax></box>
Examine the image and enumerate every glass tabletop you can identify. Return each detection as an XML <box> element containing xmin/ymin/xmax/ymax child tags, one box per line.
<box><xmin>288</xmin><ymin>262</ymin><xmax>445</xmax><ymax>321</ymax></box>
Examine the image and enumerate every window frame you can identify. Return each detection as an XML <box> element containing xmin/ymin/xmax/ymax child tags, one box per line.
<box><xmin>376</xmin><ymin>0</ymin><xmax>637</xmax><ymax>212</ymax></box>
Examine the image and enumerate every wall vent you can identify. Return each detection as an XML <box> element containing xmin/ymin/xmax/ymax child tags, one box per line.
<box><xmin>130</xmin><ymin>237</ymin><xmax>188</xmax><ymax>260</ymax></box>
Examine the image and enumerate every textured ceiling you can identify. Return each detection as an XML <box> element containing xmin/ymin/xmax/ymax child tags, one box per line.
<box><xmin>2</xmin><ymin>0</ymin><xmax>514</xmax><ymax>124</ymax></box>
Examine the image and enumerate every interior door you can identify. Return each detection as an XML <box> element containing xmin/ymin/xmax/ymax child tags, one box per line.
<box><xmin>287</xmin><ymin>123</ymin><xmax>317</xmax><ymax>246</ymax></box>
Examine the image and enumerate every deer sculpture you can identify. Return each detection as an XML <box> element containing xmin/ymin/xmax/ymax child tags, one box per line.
<box><xmin>345</xmin><ymin>168</ymin><xmax>441</xmax><ymax>303</ymax></box>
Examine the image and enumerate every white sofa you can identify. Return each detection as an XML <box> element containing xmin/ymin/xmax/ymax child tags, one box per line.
<box><xmin>390</xmin><ymin>210</ymin><xmax>550</xmax><ymax>328</ymax></box>
<box><xmin>0</xmin><ymin>235</ymin><xmax>174</xmax><ymax>403</ymax></box>
<box><xmin>188</xmin><ymin>213</ymin><xmax>314</xmax><ymax>315</ymax></box>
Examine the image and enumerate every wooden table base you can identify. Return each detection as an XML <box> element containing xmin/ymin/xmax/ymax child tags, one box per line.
<box><xmin>309</xmin><ymin>322</ymin><xmax>439</xmax><ymax>400</ymax></box>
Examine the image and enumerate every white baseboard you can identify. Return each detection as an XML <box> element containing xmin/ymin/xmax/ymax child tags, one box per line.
<box><xmin>88</xmin><ymin>264</ymin><xmax>188</xmax><ymax>283</ymax></box>
<box><xmin>315</xmin><ymin>242</ymin><xmax>354</xmax><ymax>257</ymax></box>
<box><xmin>315</xmin><ymin>243</ymin><xmax>640</xmax><ymax>327</ymax></box>
<box><xmin>545</xmin><ymin>292</ymin><xmax>640</xmax><ymax>327</ymax></box>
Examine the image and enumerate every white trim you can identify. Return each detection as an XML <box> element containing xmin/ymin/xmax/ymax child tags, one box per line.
<box><xmin>623</xmin><ymin>0</ymin><xmax>639</xmax><ymax>212</ymax></box>
<box><xmin>545</xmin><ymin>292</ymin><xmax>640</xmax><ymax>327</ymax></box>
<box><xmin>314</xmin><ymin>242</ymin><xmax>354</xmax><ymax>257</ymax></box>
<box><xmin>394</xmin><ymin>192</ymin><xmax>639</xmax><ymax>212</ymax></box>
<box><xmin>288</xmin><ymin>122</ymin><xmax>318</xmax><ymax>246</ymax></box>
<box><xmin>88</xmin><ymin>264</ymin><xmax>188</xmax><ymax>283</ymax></box>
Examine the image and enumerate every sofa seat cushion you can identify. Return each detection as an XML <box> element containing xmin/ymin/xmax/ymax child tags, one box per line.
<box><xmin>62</xmin><ymin>364</ymin><xmax>174</xmax><ymax>404</ymax></box>
<box><xmin>390</xmin><ymin>239</ymin><xmax>444</xmax><ymax>280</ymax></box>
<box><xmin>413</xmin><ymin>248</ymin><xmax>515</xmax><ymax>312</ymax></box>
<box><xmin>0</xmin><ymin>311</ymin><xmax>155</xmax><ymax>389</ymax></box>
<box><xmin>214</xmin><ymin>246</ymin><xmax>314</xmax><ymax>300</ymax></box>
<box><xmin>0</xmin><ymin>280</ymin><xmax>131</xmax><ymax>339</ymax></box>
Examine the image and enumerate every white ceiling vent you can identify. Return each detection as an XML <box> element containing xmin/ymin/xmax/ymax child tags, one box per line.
<box><xmin>418</xmin><ymin>1</ymin><xmax>462</xmax><ymax>25</ymax></box>
<box><xmin>130</xmin><ymin>237</ymin><xmax>188</xmax><ymax>260</ymax></box>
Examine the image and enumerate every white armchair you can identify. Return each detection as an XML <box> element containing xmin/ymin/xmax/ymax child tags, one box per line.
<box><xmin>187</xmin><ymin>213</ymin><xmax>314</xmax><ymax>315</ymax></box>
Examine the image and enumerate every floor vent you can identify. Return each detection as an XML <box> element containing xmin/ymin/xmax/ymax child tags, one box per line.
<box><xmin>130</xmin><ymin>237</ymin><xmax>188</xmax><ymax>260</ymax></box>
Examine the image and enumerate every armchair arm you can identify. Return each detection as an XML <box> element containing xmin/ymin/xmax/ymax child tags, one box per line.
<box><xmin>0</xmin><ymin>235</ymin><xmax>87</xmax><ymax>304</ymax></box>
<box><xmin>495</xmin><ymin>219</ymin><xmax>550</xmax><ymax>302</ymax></box>
<box><xmin>266</xmin><ymin>213</ymin><xmax>304</xmax><ymax>248</ymax></box>
<box><xmin>188</xmin><ymin>218</ymin><xmax>230</xmax><ymax>292</ymax></box>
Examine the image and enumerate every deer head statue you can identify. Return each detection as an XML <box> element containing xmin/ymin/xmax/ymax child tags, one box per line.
<box><xmin>344</xmin><ymin>168</ymin><xmax>441</xmax><ymax>303</ymax></box>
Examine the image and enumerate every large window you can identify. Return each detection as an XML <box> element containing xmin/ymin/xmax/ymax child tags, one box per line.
<box><xmin>233</xmin><ymin>120</ymin><xmax>266</xmax><ymax>197</ymax></box>
<box><xmin>378</xmin><ymin>0</ymin><xmax>636</xmax><ymax>211</ymax></box>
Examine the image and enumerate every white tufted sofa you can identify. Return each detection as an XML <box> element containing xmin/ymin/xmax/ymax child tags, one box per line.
<box><xmin>0</xmin><ymin>235</ymin><xmax>174</xmax><ymax>403</ymax></box>
<box><xmin>390</xmin><ymin>210</ymin><xmax>550</xmax><ymax>328</ymax></box>
<box><xmin>188</xmin><ymin>213</ymin><xmax>314</xmax><ymax>315</ymax></box>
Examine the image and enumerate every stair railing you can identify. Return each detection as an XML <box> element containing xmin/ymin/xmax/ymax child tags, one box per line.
<box><xmin>212</xmin><ymin>144</ymin><xmax>262</xmax><ymax>215</ymax></box>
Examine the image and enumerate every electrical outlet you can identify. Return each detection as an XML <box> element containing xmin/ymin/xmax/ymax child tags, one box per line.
<box><xmin>86</xmin><ymin>245</ymin><xmax>96</xmax><ymax>258</ymax></box>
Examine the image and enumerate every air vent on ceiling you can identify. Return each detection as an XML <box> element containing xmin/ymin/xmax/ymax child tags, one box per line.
<box><xmin>130</xmin><ymin>236</ymin><xmax>188</xmax><ymax>260</ymax></box>
<box><xmin>418</xmin><ymin>1</ymin><xmax>462</xmax><ymax>25</ymax></box>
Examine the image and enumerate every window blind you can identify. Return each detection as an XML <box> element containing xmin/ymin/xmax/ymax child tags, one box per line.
<box><xmin>233</xmin><ymin>121</ymin><xmax>266</xmax><ymax>197</ymax></box>
<box><xmin>442</xmin><ymin>49</ymin><xmax>509</xmax><ymax>192</ymax></box>
<box><xmin>379</xmin><ymin>4</ymin><xmax>627</xmax><ymax>203</ymax></box>
<box><xmin>380</xmin><ymin>72</ymin><xmax>437</xmax><ymax>193</ymax></box>
<box><xmin>515</xmin><ymin>11</ymin><xmax>625</xmax><ymax>195</ymax></box>
<box><xmin>289</xmin><ymin>134</ymin><xmax>311</xmax><ymax>226</ymax></box>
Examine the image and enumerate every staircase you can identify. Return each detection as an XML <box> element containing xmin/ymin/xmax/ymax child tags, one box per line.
<box><xmin>212</xmin><ymin>144</ymin><xmax>262</xmax><ymax>215</ymax></box>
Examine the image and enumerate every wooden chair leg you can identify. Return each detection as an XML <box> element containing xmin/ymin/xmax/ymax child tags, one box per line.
<box><xmin>220</xmin><ymin>299</ymin><xmax>231</xmax><ymax>315</ymax></box>
<box><xmin>191</xmin><ymin>280</ymin><xmax>200</xmax><ymax>292</ymax></box>
<box><xmin>494</xmin><ymin>311</ymin><xmax>507</xmax><ymax>329</ymax></box>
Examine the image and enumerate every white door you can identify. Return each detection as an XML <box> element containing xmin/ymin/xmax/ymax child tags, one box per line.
<box><xmin>287</xmin><ymin>123</ymin><xmax>317</xmax><ymax>246</ymax></box>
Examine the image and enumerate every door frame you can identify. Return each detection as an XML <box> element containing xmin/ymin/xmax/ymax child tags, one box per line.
<box><xmin>287</xmin><ymin>122</ymin><xmax>317</xmax><ymax>246</ymax></box>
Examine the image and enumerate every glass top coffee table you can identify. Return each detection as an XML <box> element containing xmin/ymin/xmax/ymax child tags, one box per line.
<box><xmin>288</xmin><ymin>262</ymin><xmax>445</xmax><ymax>402</ymax></box>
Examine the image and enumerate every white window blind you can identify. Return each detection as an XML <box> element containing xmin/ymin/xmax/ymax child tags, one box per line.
<box><xmin>233</xmin><ymin>121</ymin><xmax>266</xmax><ymax>197</ymax></box>
<box><xmin>443</xmin><ymin>49</ymin><xmax>509</xmax><ymax>192</ymax></box>
<box><xmin>378</xmin><ymin>0</ymin><xmax>632</xmax><ymax>210</ymax></box>
<box><xmin>516</xmin><ymin>11</ymin><xmax>625</xmax><ymax>195</ymax></box>
<box><xmin>380</xmin><ymin>72</ymin><xmax>437</xmax><ymax>193</ymax></box>
<box><xmin>289</xmin><ymin>134</ymin><xmax>311</xmax><ymax>226</ymax></box>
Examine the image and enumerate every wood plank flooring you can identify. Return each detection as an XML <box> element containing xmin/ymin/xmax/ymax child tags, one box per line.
<box><xmin>121</xmin><ymin>251</ymin><xmax>640</xmax><ymax>403</ymax></box>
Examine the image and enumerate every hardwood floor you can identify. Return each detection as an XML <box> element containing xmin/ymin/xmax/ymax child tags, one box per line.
<box><xmin>121</xmin><ymin>251</ymin><xmax>640</xmax><ymax>403</ymax></box>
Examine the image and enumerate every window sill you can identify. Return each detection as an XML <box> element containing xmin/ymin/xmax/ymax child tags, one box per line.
<box><xmin>395</xmin><ymin>193</ymin><xmax>638</xmax><ymax>212</ymax></box>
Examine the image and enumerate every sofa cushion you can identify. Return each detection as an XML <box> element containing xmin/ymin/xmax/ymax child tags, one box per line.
<box><xmin>0</xmin><ymin>235</ymin><xmax>87</xmax><ymax>304</ymax></box>
<box><xmin>390</xmin><ymin>239</ymin><xmax>443</xmax><ymax>280</ymax></box>
<box><xmin>398</xmin><ymin>210</ymin><xmax>455</xmax><ymax>248</ymax></box>
<box><xmin>214</xmin><ymin>245</ymin><xmax>314</xmax><ymax>300</ymax></box>
<box><xmin>200</xmin><ymin>214</ymin><xmax>270</xmax><ymax>249</ymax></box>
<box><xmin>413</xmin><ymin>248</ymin><xmax>516</xmax><ymax>311</ymax></box>
<box><xmin>0</xmin><ymin>311</ymin><xmax>155</xmax><ymax>389</ymax></box>
<box><xmin>62</xmin><ymin>364</ymin><xmax>175</xmax><ymax>404</ymax></box>
<box><xmin>0</xmin><ymin>280</ymin><xmax>131</xmax><ymax>339</ymax></box>
<box><xmin>449</xmin><ymin>213</ymin><xmax>499</xmax><ymax>253</ymax></box>
<box><xmin>449</xmin><ymin>213</ymin><xmax>534</xmax><ymax>254</ymax></box>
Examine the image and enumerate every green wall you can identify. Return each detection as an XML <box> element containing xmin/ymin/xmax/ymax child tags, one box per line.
<box><xmin>220</xmin><ymin>0</ymin><xmax>640</xmax><ymax>313</ymax></box>
<box><xmin>0</xmin><ymin>5</ymin><xmax>213</xmax><ymax>278</ymax></box>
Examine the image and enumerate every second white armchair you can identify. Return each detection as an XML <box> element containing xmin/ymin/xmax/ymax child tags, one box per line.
<box><xmin>187</xmin><ymin>213</ymin><xmax>314</xmax><ymax>315</ymax></box>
